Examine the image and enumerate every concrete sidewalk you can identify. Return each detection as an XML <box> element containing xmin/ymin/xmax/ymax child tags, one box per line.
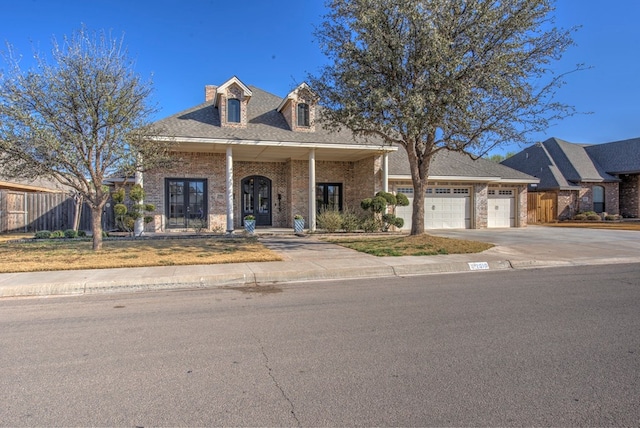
<box><xmin>1</xmin><ymin>226</ymin><xmax>639</xmax><ymax>298</ymax></box>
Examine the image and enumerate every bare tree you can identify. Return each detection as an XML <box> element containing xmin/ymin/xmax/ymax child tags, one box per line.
<box><xmin>309</xmin><ymin>0</ymin><xmax>582</xmax><ymax>235</ymax></box>
<box><xmin>0</xmin><ymin>27</ymin><xmax>172</xmax><ymax>250</ymax></box>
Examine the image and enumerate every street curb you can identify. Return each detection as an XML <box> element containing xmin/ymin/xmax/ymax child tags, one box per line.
<box><xmin>3</xmin><ymin>256</ymin><xmax>640</xmax><ymax>298</ymax></box>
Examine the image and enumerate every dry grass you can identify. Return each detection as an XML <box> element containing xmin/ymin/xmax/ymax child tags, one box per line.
<box><xmin>0</xmin><ymin>235</ymin><xmax>282</xmax><ymax>273</ymax></box>
<box><xmin>324</xmin><ymin>234</ymin><xmax>493</xmax><ymax>256</ymax></box>
<box><xmin>542</xmin><ymin>221</ymin><xmax>640</xmax><ymax>231</ymax></box>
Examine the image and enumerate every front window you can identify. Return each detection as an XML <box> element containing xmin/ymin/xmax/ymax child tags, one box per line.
<box><xmin>297</xmin><ymin>103</ymin><xmax>310</xmax><ymax>127</ymax></box>
<box><xmin>316</xmin><ymin>183</ymin><xmax>342</xmax><ymax>212</ymax></box>
<box><xmin>593</xmin><ymin>185</ymin><xmax>605</xmax><ymax>213</ymax></box>
<box><xmin>228</xmin><ymin>98</ymin><xmax>240</xmax><ymax>123</ymax></box>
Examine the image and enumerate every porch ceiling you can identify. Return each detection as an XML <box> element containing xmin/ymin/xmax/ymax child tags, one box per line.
<box><xmin>172</xmin><ymin>140</ymin><xmax>394</xmax><ymax>162</ymax></box>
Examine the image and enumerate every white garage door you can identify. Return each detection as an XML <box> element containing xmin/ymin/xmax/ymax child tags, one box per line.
<box><xmin>488</xmin><ymin>189</ymin><xmax>515</xmax><ymax>228</ymax></box>
<box><xmin>395</xmin><ymin>187</ymin><xmax>471</xmax><ymax>229</ymax></box>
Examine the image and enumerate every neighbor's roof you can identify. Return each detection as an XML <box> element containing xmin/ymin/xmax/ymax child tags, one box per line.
<box><xmin>0</xmin><ymin>176</ymin><xmax>69</xmax><ymax>193</ymax></box>
<box><xmin>502</xmin><ymin>137</ymin><xmax>623</xmax><ymax>190</ymax></box>
<box><xmin>584</xmin><ymin>137</ymin><xmax>640</xmax><ymax>174</ymax></box>
<box><xmin>389</xmin><ymin>145</ymin><xmax>538</xmax><ymax>183</ymax></box>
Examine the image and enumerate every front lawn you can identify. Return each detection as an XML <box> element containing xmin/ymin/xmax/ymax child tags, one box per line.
<box><xmin>0</xmin><ymin>235</ymin><xmax>282</xmax><ymax>273</ymax></box>
<box><xmin>323</xmin><ymin>234</ymin><xmax>493</xmax><ymax>256</ymax></box>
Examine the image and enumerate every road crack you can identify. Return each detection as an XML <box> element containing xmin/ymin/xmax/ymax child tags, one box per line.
<box><xmin>258</xmin><ymin>340</ymin><xmax>301</xmax><ymax>427</ymax></box>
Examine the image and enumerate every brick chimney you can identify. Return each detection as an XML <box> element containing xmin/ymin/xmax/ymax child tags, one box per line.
<box><xmin>205</xmin><ymin>85</ymin><xmax>217</xmax><ymax>102</ymax></box>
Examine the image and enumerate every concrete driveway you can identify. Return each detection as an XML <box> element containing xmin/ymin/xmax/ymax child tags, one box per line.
<box><xmin>429</xmin><ymin>225</ymin><xmax>640</xmax><ymax>265</ymax></box>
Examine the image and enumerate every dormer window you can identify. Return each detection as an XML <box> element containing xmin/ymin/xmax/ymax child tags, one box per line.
<box><xmin>297</xmin><ymin>103</ymin><xmax>310</xmax><ymax>127</ymax></box>
<box><xmin>228</xmin><ymin>98</ymin><xmax>241</xmax><ymax>123</ymax></box>
<box><xmin>212</xmin><ymin>77</ymin><xmax>252</xmax><ymax>128</ymax></box>
<box><xmin>277</xmin><ymin>83</ymin><xmax>317</xmax><ymax>132</ymax></box>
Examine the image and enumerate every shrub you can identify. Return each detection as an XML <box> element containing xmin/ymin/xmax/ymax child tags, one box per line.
<box><xmin>361</xmin><ymin>215</ymin><xmax>383</xmax><ymax>233</ymax></box>
<box><xmin>361</xmin><ymin>195</ymin><xmax>388</xmax><ymax>214</ymax></box>
<box><xmin>586</xmin><ymin>214</ymin><xmax>601</xmax><ymax>221</ymax></box>
<box><xmin>341</xmin><ymin>209</ymin><xmax>361</xmax><ymax>233</ymax></box>
<box><xmin>78</xmin><ymin>230</ymin><xmax>87</xmax><ymax>237</ymax></box>
<box><xmin>605</xmin><ymin>214</ymin><xmax>620</xmax><ymax>221</ymax></box>
<box><xmin>64</xmin><ymin>229</ymin><xmax>78</xmax><ymax>239</ymax></box>
<box><xmin>573</xmin><ymin>214</ymin><xmax>587</xmax><ymax>221</ymax></box>
<box><xmin>189</xmin><ymin>217</ymin><xmax>207</xmax><ymax>234</ymax></box>
<box><xmin>395</xmin><ymin>192</ymin><xmax>410</xmax><ymax>207</ymax></box>
<box><xmin>317</xmin><ymin>208</ymin><xmax>343</xmax><ymax>233</ymax></box>
<box><xmin>50</xmin><ymin>230</ymin><xmax>64</xmax><ymax>238</ymax></box>
<box><xmin>34</xmin><ymin>230</ymin><xmax>52</xmax><ymax>239</ymax></box>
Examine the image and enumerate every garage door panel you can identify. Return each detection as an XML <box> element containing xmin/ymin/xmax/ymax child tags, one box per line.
<box><xmin>396</xmin><ymin>187</ymin><xmax>470</xmax><ymax>230</ymax></box>
<box><xmin>488</xmin><ymin>189</ymin><xmax>515</xmax><ymax>228</ymax></box>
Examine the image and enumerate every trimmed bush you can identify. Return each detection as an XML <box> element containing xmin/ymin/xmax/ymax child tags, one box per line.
<box><xmin>604</xmin><ymin>214</ymin><xmax>620</xmax><ymax>221</ymax></box>
<box><xmin>34</xmin><ymin>230</ymin><xmax>52</xmax><ymax>239</ymax></box>
<box><xmin>50</xmin><ymin>230</ymin><xmax>64</xmax><ymax>238</ymax></box>
<box><xmin>573</xmin><ymin>214</ymin><xmax>587</xmax><ymax>221</ymax></box>
<box><xmin>586</xmin><ymin>214</ymin><xmax>601</xmax><ymax>221</ymax></box>
<box><xmin>64</xmin><ymin>229</ymin><xmax>78</xmax><ymax>239</ymax></box>
<box><xmin>78</xmin><ymin>230</ymin><xmax>87</xmax><ymax>237</ymax></box>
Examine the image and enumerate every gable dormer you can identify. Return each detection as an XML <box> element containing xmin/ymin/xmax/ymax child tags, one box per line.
<box><xmin>212</xmin><ymin>76</ymin><xmax>252</xmax><ymax>128</ymax></box>
<box><xmin>277</xmin><ymin>83</ymin><xmax>318</xmax><ymax>132</ymax></box>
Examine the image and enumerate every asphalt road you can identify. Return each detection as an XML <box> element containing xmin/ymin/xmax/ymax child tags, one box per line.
<box><xmin>1</xmin><ymin>264</ymin><xmax>639</xmax><ymax>426</ymax></box>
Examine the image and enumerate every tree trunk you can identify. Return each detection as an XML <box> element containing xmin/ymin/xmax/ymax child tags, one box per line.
<box><xmin>411</xmin><ymin>178</ymin><xmax>426</xmax><ymax>235</ymax></box>
<box><xmin>91</xmin><ymin>205</ymin><xmax>103</xmax><ymax>251</ymax></box>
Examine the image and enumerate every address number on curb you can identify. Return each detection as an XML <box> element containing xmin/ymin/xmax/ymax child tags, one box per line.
<box><xmin>468</xmin><ymin>262</ymin><xmax>490</xmax><ymax>271</ymax></box>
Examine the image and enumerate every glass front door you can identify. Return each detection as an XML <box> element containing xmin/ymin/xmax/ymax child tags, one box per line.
<box><xmin>242</xmin><ymin>176</ymin><xmax>272</xmax><ymax>226</ymax></box>
<box><xmin>166</xmin><ymin>179</ymin><xmax>206</xmax><ymax>228</ymax></box>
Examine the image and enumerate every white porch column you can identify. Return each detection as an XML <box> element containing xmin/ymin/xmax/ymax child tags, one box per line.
<box><xmin>309</xmin><ymin>149</ymin><xmax>316</xmax><ymax>232</ymax></box>
<box><xmin>226</xmin><ymin>146</ymin><xmax>234</xmax><ymax>234</ymax></box>
<box><xmin>134</xmin><ymin>168</ymin><xmax>144</xmax><ymax>237</ymax></box>
<box><xmin>382</xmin><ymin>152</ymin><xmax>389</xmax><ymax>193</ymax></box>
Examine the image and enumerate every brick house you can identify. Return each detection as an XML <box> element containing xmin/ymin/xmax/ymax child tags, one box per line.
<box><xmin>502</xmin><ymin>137</ymin><xmax>640</xmax><ymax>220</ymax></box>
<box><xmin>145</xmin><ymin>76</ymin><xmax>537</xmax><ymax>232</ymax></box>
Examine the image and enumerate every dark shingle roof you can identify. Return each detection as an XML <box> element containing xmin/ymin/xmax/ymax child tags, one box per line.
<box><xmin>156</xmin><ymin>86</ymin><xmax>361</xmax><ymax>145</ymax></box>
<box><xmin>584</xmin><ymin>137</ymin><xmax>640</xmax><ymax>174</ymax></box>
<box><xmin>502</xmin><ymin>137</ymin><xmax>625</xmax><ymax>190</ymax></box>
<box><xmin>389</xmin><ymin>145</ymin><xmax>536</xmax><ymax>181</ymax></box>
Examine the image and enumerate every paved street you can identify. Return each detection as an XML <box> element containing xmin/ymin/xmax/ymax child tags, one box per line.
<box><xmin>1</xmin><ymin>263</ymin><xmax>639</xmax><ymax>426</ymax></box>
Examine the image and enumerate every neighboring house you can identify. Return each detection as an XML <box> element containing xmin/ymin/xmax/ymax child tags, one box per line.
<box><xmin>145</xmin><ymin>76</ymin><xmax>538</xmax><ymax>232</ymax></box>
<box><xmin>502</xmin><ymin>137</ymin><xmax>640</xmax><ymax>220</ymax></box>
<box><xmin>0</xmin><ymin>175</ymin><xmax>68</xmax><ymax>193</ymax></box>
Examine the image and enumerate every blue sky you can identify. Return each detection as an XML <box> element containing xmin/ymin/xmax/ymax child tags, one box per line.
<box><xmin>1</xmin><ymin>0</ymin><xmax>638</xmax><ymax>155</ymax></box>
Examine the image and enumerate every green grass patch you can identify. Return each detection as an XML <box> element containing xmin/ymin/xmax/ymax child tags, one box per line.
<box><xmin>324</xmin><ymin>234</ymin><xmax>493</xmax><ymax>257</ymax></box>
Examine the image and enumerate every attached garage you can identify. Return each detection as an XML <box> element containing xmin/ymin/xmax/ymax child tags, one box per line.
<box><xmin>487</xmin><ymin>189</ymin><xmax>515</xmax><ymax>228</ymax></box>
<box><xmin>396</xmin><ymin>187</ymin><xmax>472</xmax><ymax>230</ymax></box>
<box><xmin>388</xmin><ymin>147</ymin><xmax>538</xmax><ymax>230</ymax></box>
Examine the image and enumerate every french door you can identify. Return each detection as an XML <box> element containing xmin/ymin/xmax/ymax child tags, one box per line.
<box><xmin>166</xmin><ymin>179</ymin><xmax>207</xmax><ymax>228</ymax></box>
<box><xmin>316</xmin><ymin>183</ymin><xmax>343</xmax><ymax>212</ymax></box>
<box><xmin>241</xmin><ymin>176</ymin><xmax>272</xmax><ymax>226</ymax></box>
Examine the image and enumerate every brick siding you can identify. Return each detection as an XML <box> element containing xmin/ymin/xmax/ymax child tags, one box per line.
<box><xmin>620</xmin><ymin>174</ymin><xmax>640</xmax><ymax>218</ymax></box>
<box><xmin>144</xmin><ymin>151</ymin><xmax>382</xmax><ymax>231</ymax></box>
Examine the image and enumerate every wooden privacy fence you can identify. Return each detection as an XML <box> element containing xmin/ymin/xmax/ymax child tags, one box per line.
<box><xmin>0</xmin><ymin>190</ymin><xmax>115</xmax><ymax>233</ymax></box>
<box><xmin>527</xmin><ymin>191</ymin><xmax>557</xmax><ymax>223</ymax></box>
